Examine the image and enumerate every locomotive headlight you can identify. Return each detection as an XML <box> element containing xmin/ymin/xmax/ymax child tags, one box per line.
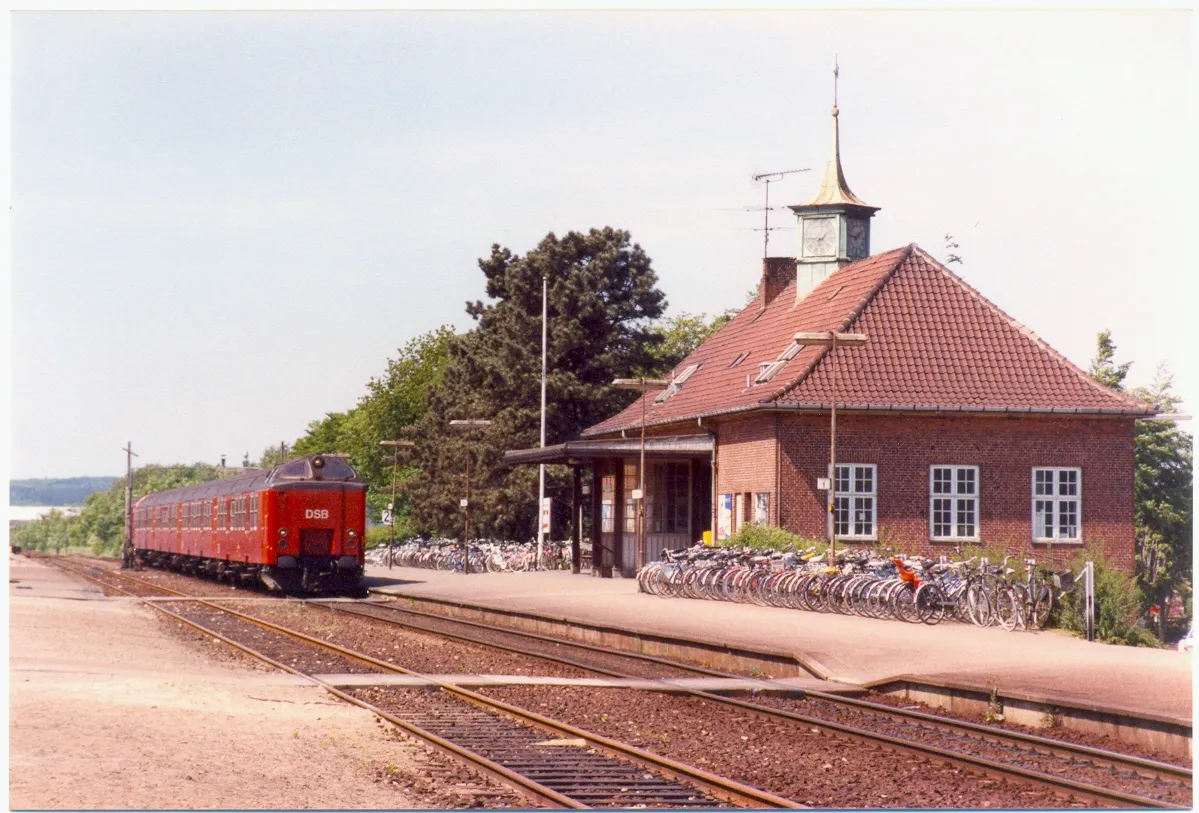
<box><xmin>278</xmin><ymin>528</ymin><xmax>288</xmax><ymax>537</ymax></box>
<box><xmin>347</xmin><ymin>529</ymin><xmax>356</xmax><ymax>538</ymax></box>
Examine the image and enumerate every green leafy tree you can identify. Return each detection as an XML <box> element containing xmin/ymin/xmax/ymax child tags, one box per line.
<box><xmin>16</xmin><ymin>463</ymin><xmax>229</xmax><ymax>557</ymax></box>
<box><xmin>277</xmin><ymin>327</ymin><xmax>454</xmax><ymax>533</ymax></box>
<box><xmin>643</xmin><ymin>311</ymin><xmax>733</xmax><ymax>372</ymax></box>
<box><xmin>1130</xmin><ymin>367</ymin><xmax>1193</xmax><ymax>635</ymax></box>
<box><xmin>1088</xmin><ymin>331</ymin><xmax>1193</xmax><ymax>633</ymax></box>
<box><xmin>406</xmin><ymin>227</ymin><xmax>668</xmax><ymax>538</ymax></box>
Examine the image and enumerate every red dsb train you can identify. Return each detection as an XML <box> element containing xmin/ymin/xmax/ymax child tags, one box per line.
<box><xmin>132</xmin><ymin>455</ymin><xmax>366</xmax><ymax>593</ymax></box>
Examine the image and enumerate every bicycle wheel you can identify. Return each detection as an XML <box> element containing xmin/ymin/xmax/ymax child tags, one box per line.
<box><xmin>893</xmin><ymin>585</ymin><xmax>920</xmax><ymax>623</ymax></box>
<box><xmin>994</xmin><ymin>589</ymin><xmax>1020</xmax><ymax>631</ymax></box>
<box><xmin>1031</xmin><ymin>585</ymin><xmax>1054</xmax><ymax>630</ymax></box>
<box><xmin>916</xmin><ymin>583</ymin><xmax>948</xmax><ymax>625</ymax></box>
<box><xmin>965</xmin><ymin>583</ymin><xmax>993</xmax><ymax>627</ymax></box>
<box><xmin>1011</xmin><ymin>585</ymin><xmax>1030</xmax><ymax>631</ymax></box>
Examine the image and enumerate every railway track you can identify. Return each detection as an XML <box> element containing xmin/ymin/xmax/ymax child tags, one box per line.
<box><xmin>37</xmin><ymin>557</ymin><xmax>1191</xmax><ymax>808</ymax></box>
<box><xmin>40</xmin><ymin>558</ymin><xmax>800</xmax><ymax>809</ymax></box>
<box><xmin>309</xmin><ymin>595</ymin><xmax>1193</xmax><ymax>809</ymax></box>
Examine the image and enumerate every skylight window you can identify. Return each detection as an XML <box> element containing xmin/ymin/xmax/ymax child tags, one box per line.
<box><xmin>655</xmin><ymin>363</ymin><xmax>700</xmax><ymax>403</ymax></box>
<box><xmin>728</xmin><ymin>351</ymin><xmax>750</xmax><ymax>368</ymax></box>
<box><xmin>754</xmin><ymin>341</ymin><xmax>804</xmax><ymax>384</ymax></box>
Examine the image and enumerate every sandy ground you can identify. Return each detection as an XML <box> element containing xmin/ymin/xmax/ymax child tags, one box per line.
<box><xmin>7</xmin><ymin>555</ymin><xmax>506</xmax><ymax>809</ymax></box>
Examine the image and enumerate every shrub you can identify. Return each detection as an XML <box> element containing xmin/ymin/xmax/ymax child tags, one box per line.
<box><xmin>723</xmin><ymin>525</ymin><xmax>824</xmax><ymax>553</ymax></box>
<box><xmin>1052</xmin><ymin>550</ymin><xmax>1162</xmax><ymax>647</ymax></box>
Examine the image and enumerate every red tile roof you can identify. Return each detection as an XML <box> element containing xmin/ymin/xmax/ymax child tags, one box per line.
<box><xmin>583</xmin><ymin>244</ymin><xmax>1151</xmax><ymax>437</ymax></box>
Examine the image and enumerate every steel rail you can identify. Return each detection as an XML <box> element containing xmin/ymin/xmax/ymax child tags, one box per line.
<box><xmin>339</xmin><ymin>598</ymin><xmax>1193</xmax><ymax>781</ymax></box>
<box><xmin>46</xmin><ymin>559</ymin><xmax>797</xmax><ymax>809</ymax></box>
<box><xmin>37</xmin><ymin>560</ymin><xmax>581</xmax><ymax>808</ymax></box>
<box><xmin>49</xmin><ymin>559</ymin><xmax>1188</xmax><ymax>808</ymax></box>
<box><xmin>330</xmin><ymin>596</ymin><xmax>1190</xmax><ymax>809</ymax></box>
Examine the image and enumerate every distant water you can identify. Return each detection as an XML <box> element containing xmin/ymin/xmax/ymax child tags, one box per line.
<box><xmin>9</xmin><ymin>506</ymin><xmax>82</xmax><ymax>523</ymax></box>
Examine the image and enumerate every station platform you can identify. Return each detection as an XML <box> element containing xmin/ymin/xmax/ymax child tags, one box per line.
<box><xmin>363</xmin><ymin>564</ymin><xmax>1193</xmax><ymax>728</ymax></box>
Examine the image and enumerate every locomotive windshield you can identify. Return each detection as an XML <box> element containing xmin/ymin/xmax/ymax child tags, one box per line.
<box><xmin>317</xmin><ymin>457</ymin><xmax>356</xmax><ymax>479</ymax></box>
<box><xmin>273</xmin><ymin>455</ymin><xmax>358</xmax><ymax>481</ymax></box>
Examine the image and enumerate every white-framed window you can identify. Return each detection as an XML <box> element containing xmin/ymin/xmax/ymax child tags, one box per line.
<box><xmin>930</xmin><ymin>465</ymin><xmax>979</xmax><ymax>541</ymax></box>
<box><xmin>1032</xmin><ymin>467</ymin><xmax>1081</xmax><ymax>542</ymax></box>
<box><xmin>834</xmin><ymin>464</ymin><xmax>876</xmax><ymax>539</ymax></box>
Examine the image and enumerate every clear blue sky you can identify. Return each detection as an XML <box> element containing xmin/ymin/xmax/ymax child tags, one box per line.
<box><xmin>9</xmin><ymin>9</ymin><xmax>1193</xmax><ymax>478</ymax></box>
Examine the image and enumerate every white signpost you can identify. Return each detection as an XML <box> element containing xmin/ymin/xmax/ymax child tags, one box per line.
<box><xmin>1083</xmin><ymin>561</ymin><xmax>1096</xmax><ymax>642</ymax></box>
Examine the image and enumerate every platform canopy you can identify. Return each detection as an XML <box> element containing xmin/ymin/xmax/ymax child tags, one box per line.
<box><xmin>502</xmin><ymin>435</ymin><xmax>713</xmax><ymax>467</ymax></box>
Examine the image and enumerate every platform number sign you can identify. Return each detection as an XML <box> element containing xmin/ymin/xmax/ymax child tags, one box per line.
<box><xmin>381</xmin><ymin>509</ymin><xmax>393</xmax><ymax>526</ymax></box>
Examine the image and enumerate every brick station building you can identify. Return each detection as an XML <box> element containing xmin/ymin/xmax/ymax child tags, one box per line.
<box><xmin>506</xmin><ymin>99</ymin><xmax>1152</xmax><ymax>578</ymax></box>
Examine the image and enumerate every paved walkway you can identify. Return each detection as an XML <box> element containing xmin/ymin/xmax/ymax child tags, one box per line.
<box><xmin>364</xmin><ymin>565</ymin><xmax>1194</xmax><ymax>724</ymax></box>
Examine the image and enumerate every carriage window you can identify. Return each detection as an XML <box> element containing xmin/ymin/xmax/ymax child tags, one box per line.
<box><xmin>250</xmin><ymin>494</ymin><xmax>258</xmax><ymax>530</ymax></box>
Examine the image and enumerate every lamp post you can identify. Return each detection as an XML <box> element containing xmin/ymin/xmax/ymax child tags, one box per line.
<box><xmin>449</xmin><ymin>419</ymin><xmax>492</xmax><ymax>573</ymax></box>
<box><xmin>379</xmin><ymin>440</ymin><xmax>415</xmax><ymax>569</ymax></box>
<box><xmin>793</xmin><ymin>332</ymin><xmax>868</xmax><ymax>568</ymax></box>
<box><xmin>537</xmin><ymin>274</ymin><xmax>548</xmax><ymax>570</ymax></box>
<box><xmin>612</xmin><ymin>378</ymin><xmax>670</xmax><ymax>573</ymax></box>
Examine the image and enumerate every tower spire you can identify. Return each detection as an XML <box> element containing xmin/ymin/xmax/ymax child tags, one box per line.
<box><xmin>801</xmin><ymin>58</ymin><xmax>870</xmax><ymax>207</ymax></box>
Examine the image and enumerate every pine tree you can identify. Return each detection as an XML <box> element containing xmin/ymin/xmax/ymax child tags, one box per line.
<box><xmin>406</xmin><ymin>227</ymin><xmax>668</xmax><ymax>539</ymax></box>
<box><xmin>1088</xmin><ymin>328</ymin><xmax>1132</xmax><ymax>390</ymax></box>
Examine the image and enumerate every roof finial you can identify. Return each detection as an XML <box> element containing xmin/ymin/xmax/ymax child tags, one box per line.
<box><xmin>800</xmin><ymin>57</ymin><xmax>870</xmax><ymax>207</ymax></box>
<box><xmin>833</xmin><ymin>55</ymin><xmax>839</xmax><ymax>116</ymax></box>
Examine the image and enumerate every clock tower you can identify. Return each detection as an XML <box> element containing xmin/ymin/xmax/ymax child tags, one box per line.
<box><xmin>789</xmin><ymin>65</ymin><xmax>879</xmax><ymax>302</ymax></box>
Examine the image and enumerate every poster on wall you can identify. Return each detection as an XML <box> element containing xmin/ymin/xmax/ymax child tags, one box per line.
<box><xmin>717</xmin><ymin>493</ymin><xmax>733</xmax><ymax>540</ymax></box>
<box><xmin>754</xmin><ymin>492</ymin><xmax>769</xmax><ymax>525</ymax></box>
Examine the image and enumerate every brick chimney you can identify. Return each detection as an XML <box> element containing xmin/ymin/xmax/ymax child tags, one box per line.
<box><xmin>761</xmin><ymin>257</ymin><xmax>797</xmax><ymax>307</ymax></box>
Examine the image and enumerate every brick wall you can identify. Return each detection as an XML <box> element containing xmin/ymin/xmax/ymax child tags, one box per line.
<box><xmin>715</xmin><ymin>415</ymin><xmax>779</xmax><ymax>527</ymax></box>
<box><xmin>714</xmin><ymin>412</ymin><xmax>1136</xmax><ymax>572</ymax></box>
<box><xmin>761</xmin><ymin>257</ymin><xmax>797</xmax><ymax>307</ymax></box>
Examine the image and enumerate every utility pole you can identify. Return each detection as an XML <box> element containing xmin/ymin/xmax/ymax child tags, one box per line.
<box><xmin>279</xmin><ymin>441</ymin><xmax>287</xmax><ymax>466</ymax></box>
<box><xmin>612</xmin><ymin>378</ymin><xmax>670</xmax><ymax>573</ymax></box>
<box><xmin>121</xmin><ymin>442</ymin><xmax>139</xmax><ymax>570</ymax></box>
<box><xmin>794</xmin><ymin>332</ymin><xmax>868</xmax><ymax>568</ymax></box>
<box><xmin>449</xmin><ymin>420</ymin><xmax>492</xmax><ymax>574</ymax></box>
<box><xmin>537</xmin><ymin>274</ymin><xmax>548</xmax><ymax>570</ymax></box>
<box><xmin>380</xmin><ymin>440</ymin><xmax>415</xmax><ymax>569</ymax></box>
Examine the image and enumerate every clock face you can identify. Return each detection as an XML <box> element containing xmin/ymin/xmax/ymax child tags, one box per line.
<box><xmin>846</xmin><ymin>219</ymin><xmax>868</xmax><ymax>258</ymax></box>
<box><xmin>803</xmin><ymin>217</ymin><xmax>836</xmax><ymax>257</ymax></box>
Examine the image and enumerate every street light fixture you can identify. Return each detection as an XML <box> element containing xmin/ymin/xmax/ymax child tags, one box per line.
<box><xmin>379</xmin><ymin>440</ymin><xmax>415</xmax><ymax>569</ymax></box>
<box><xmin>793</xmin><ymin>332</ymin><xmax>869</xmax><ymax>568</ymax></box>
<box><xmin>612</xmin><ymin>378</ymin><xmax>670</xmax><ymax>573</ymax></box>
<box><xmin>449</xmin><ymin>419</ymin><xmax>493</xmax><ymax>573</ymax></box>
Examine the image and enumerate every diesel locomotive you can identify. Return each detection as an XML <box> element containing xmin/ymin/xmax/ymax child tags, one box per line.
<box><xmin>132</xmin><ymin>454</ymin><xmax>366</xmax><ymax>594</ymax></box>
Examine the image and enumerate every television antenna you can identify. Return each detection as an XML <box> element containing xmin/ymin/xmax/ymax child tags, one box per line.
<box><xmin>750</xmin><ymin>168</ymin><xmax>808</xmax><ymax>258</ymax></box>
